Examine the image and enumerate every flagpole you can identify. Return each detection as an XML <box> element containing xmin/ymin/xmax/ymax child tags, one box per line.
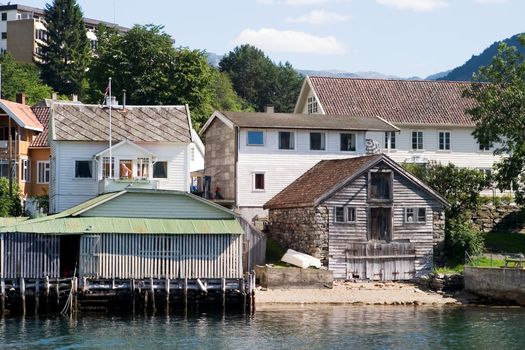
<box><xmin>109</xmin><ymin>77</ymin><xmax>113</xmax><ymax>179</ymax></box>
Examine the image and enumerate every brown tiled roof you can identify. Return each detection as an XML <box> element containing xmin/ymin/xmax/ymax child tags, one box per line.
<box><xmin>30</xmin><ymin>107</ymin><xmax>50</xmax><ymax>148</ymax></box>
<box><xmin>0</xmin><ymin>99</ymin><xmax>44</xmax><ymax>130</ymax></box>
<box><xmin>52</xmin><ymin>104</ymin><xmax>192</xmax><ymax>143</ymax></box>
<box><xmin>308</xmin><ymin>77</ymin><xmax>476</xmax><ymax>126</ymax></box>
<box><xmin>215</xmin><ymin>111</ymin><xmax>397</xmax><ymax>132</ymax></box>
<box><xmin>264</xmin><ymin>154</ymin><xmax>383</xmax><ymax>210</ymax></box>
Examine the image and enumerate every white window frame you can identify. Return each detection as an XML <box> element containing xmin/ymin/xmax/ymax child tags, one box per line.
<box><xmin>20</xmin><ymin>158</ymin><xmax>30</xmax><ymax>182</ymax></box>
<box><xmin>307</xmin><ymin>96</ymin><xmax>318</xmax><ymax>114</ymax></box>
<box><xmin>411</xmin><ymin>131</ymin><xmax>424</xmax><ymax>150</ymax></box>
<box><xmin>334</xmin><ymin>206</ymin><xmax>357</xmax><ymax>223</ymax></box>
<box><xmin>252</xmin><ymin>171</ymin><xmax>266</xmax><ymax>192</ymax></box>
<box><xmin>102</xmin><ymin>156</ymin><xmax>114</xmax><ymax>179</ymax></box>
<box><xmin>309</xmin><ymin>132</ymin><xmax>326</xmax><ymax>151</ymax></box>
<box><xmin>37</xmin><ymin>160</ymin><xmax>50</xmax><ymax>184</ymax></box>
<box><xmin>74</xmin><ymin>159</ymin><xmax>94</xmax><ymax>179</ymax></box>
<box><xmin>246</xmin><ymin>130</ymin><xmax>265</xmax><ymax>146</ymax></box>
<box><xmin>152</xmin><ymin>160</ymin><xmax>168</xmax><ymax>179</ymax></box>
<box><xmin>405</xmin><ymin>207</ymin><xmax>426</xmax><ymax>224</ymax></box>
<box><xmin>438</xmin><ymin>131</ymin><xmax>451</xmax><ymax>151</ymax></box>
<box><xmin>340</xmin><ymin>132</ymin><xmax>356</xmax><ymax>152</ymax></box>
<box><xmin>478</xmin><ymin>143</ymin><xmax>491</xmax><ymax>152</ymax></box>
<box><xmin>384</xmin><ymin>131</ymin><xmax>396</xmax><ymax>150</ymax></box>
<box><xmin>278</xmin><ymin>131</ymin><xmax>295</xmax><ymax>150</ymax></box>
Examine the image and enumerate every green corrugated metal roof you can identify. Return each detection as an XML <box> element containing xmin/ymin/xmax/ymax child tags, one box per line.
<box><xmin>0</xmin><ymin>217</ymin><xmax>29</xmax><ymax>227</ymax></box>
<box><xmin>0</xmin><ymin>217</ymin><xmax>243</xmax><ymax>235</ymax></box>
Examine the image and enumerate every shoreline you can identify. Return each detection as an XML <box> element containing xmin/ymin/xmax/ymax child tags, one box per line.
<box><xmin>255</xmin><ymin>281</ymin><xmax>464</xmax><ymax>307</ymax></box>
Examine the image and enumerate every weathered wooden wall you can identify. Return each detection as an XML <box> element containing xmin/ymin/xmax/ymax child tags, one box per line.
<box><xmin>0</xmin><ymin>233</ymin><xmax>60</xmax><ymax>278</ymax></box>
<box><xmin>238</xmin><ymin>217</ymin><xmax>266</xmax><ymax>271</ymax></box>
<box><xmin>79</xmin><ymin>233</ymin><xmax>243</xmax><ymax>279</ymax></box>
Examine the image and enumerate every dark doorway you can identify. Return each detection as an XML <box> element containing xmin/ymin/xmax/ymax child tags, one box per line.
<box><xmin>369</xmin><ymin>208</ymin><xmax>392</xmax><ymax>241</ymax></box>
<box><xmin>60</xmin><ymin>235</ymin><xmax>80</xmax><ymax>277</ymax></box>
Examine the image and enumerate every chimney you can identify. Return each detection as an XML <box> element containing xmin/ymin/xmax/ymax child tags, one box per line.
<box><xmin>122</xmin><ymin>90</ymin><xmax>127</xmax><ymax>109</ymax></box>
<box><xmin>71</xmin><ymin>94</ymin><xmax>78</xmax><ymax>102</ymax></box>
<box><xmin>105</xmin><ymin>95</ymin><xmax>118</xmax><ymax>107</ymax></box>
<box><xmin>264</xmin><ymin>105</ymin><xmax>274</xmax><ymax>113</ymax></box>
<box><xmin>51</xmin><ymin>92</ymin><xmax>58</xmax><ymax>100</ymax></box>
<box><xmin>16</xmin><ymin>93</ymin><xmax>26</xmax><ymax>105</ymax></box>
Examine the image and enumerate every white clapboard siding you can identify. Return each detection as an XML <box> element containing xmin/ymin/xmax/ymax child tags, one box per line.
<box><xmin>51</xmin><ymin>141</ymin><xmax>189</xmax><ymax>213</ymax></box>
<box><xmin>1</xmin><ymin>233</ymin><xmax>60</xmax><ymax>279</ymax></box>
<box><xmin>326</xmin><ymin>165</ymin><xmax>442</xmax><ymax>280</ymax></box>
<box><xmin>81</xmin><ymin>192</ymin><xmax>232</xmax><ymax>219</ymax></box>
<box><xmin>79</xmin><ymin>234</ymin><xmax>243</xmax><ymax>279</ymax></box>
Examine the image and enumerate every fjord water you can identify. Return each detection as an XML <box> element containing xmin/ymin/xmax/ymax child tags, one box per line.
<box><xmin>1</xmin><ymin>306</ymin><xmax>524</xmax><ymax>349</ymax></box>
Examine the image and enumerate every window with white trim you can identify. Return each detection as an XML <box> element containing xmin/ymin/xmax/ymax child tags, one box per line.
<box><xmin>153</xmin><ymin>161</ymin><xmax>168</xmax><ymax>178</ymax></box>
<box><xmin>438</xmin><ymin>131</ymin><xmax>451</xmax><ymax>150</ymax></box>
<box><xmin>340</xmin><ymin>133</ymin><xmax>356</xmax><ymax>152</ymax></box>
<box><xmin>37</xmin><ymin>161</ymin><xmax>50</xmax><ymax>184</ymax></box>
<box><xmin>411</xmin><ymin>131</ymin><xmax>423</xmax><ymax>150</ymax></box>
<box><xmin>479</xmin><ymin>143</ymin><xmax>490</xmax><ymax>151</ymax></box>
<box><xmin>137</xmin><ymin>158</ymin><xmax>149</xmax><ymax>179</ymax></box>
<box><xmin>247</xmin><ymin>130</ymin><xmax>264</xmax><ymax>146</ymax></box>
<box><xmin>307</xmin><ymin>96</ymin><xmax>318</xmax><ymax>114</ymax></box>
<box><xmin>405</xmin><ymin>207</ymin><xmax>426</xmax><ymax>223</ymax></box>
<box><xmin>21</xmin><ymin>158</ymin><xmax>29</xmax><ymax>182</ymax></box>
<box><xmin>334</xmin><ymin>206</ymin><xmax>356</xmax><ymax>223</ymax></box>
<box><xmin>253</xmin><ymin>172</ymin><xmax>265</xmax><ymax>191</ymax></box>
<box><xmin>384</xmin><ymin>131</ymin><xmax>396</xmax><ymax>150</ymax></box>
<box><xmin>278</xmin><ymin>131</ymin><xmax>295</xmax><ymax>150</ymax></box>
<box><xmin>75</xmin><ymin>160</ymin><xmax>93</xmax><ymax>178</ymax></box>
<box><xmin>310</xmin><ymin>132</ymin><xmax>326</xmax><ymax>150</ymax></box>
<box><xmin>102</xmin><ymin>157</ymin><xmax>114</xmax><ymax>179</ymax></box>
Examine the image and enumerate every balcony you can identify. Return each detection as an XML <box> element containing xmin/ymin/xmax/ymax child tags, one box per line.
<box><xmin>98</xmin><ymin>178</ymin><xmax>160</xmax><ymax>194</ymax></box>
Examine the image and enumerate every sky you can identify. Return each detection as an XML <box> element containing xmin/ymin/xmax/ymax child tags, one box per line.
<box><xmin>15</xmin><ymin>0</ymin><xmax>525</xmax><ymax>78</ymax></box>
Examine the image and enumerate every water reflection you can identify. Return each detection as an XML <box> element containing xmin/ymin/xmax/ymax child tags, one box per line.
<box><xmin>0</xmin><ymin>306</ymin><xmax>524</xmax><ymax>349</ymax></box>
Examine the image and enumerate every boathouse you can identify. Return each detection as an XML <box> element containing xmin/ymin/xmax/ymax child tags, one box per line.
<box><xmin>264</xmin><ymin>154</ymin><xmax>449</xmax><ymax>280</ymax></box>
<box><xmin>0</xmin><ymin>189</ymin><xmax>246</xmax><ymax>282</ymax></box>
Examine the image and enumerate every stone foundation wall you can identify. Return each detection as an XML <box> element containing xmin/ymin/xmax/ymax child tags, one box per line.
<box><xmin>471</xmin><ymin>205</ymin><xmax>524</xmax><ymax>233</ymax></box>
<box><xmin>267</xmin><ymin>206</ymin><xmax>329</xmax><ymax>264</ymax></box>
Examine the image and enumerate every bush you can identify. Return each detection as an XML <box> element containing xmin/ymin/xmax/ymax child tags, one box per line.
<box><xmin>445</xmin><ymin>215</ymin><xmax>484</xmax><ymax>264</ymax></box>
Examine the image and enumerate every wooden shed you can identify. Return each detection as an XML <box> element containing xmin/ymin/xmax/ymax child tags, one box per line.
<box><xmin>264</xmin><ymin>154</ymin><xmax>449</xmax><ymax>281</ymax></box>
<box><xmin>0</xmin><ymin>189</ymin><xmax>245</xmax><ymax>281</ymax></box>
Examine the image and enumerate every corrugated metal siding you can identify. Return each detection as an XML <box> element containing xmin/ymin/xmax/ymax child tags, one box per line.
<box><xmin>79</xmin><ymin>234</ymin><xmax>243</xmax><ymax>279</ymax></box>
<box><xmin>82</xmin><ymin>192</ymin><xmax>233</xmax><ymax>219</ymax></box>
<box><xmin>1</xmin><ymin>233</ymin><xmax>60</xmax><ymax>278</ymax></box>
<box><xmin>238</xmin><ymin>217</ymin><xmax>266</xmax><ymax>271</ymax></box>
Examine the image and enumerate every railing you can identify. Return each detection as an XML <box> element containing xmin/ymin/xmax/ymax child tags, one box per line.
<box><xmin>98</xmin><ymin>178</ymin><xmax>160</xmax><ymax>193</ymax></box>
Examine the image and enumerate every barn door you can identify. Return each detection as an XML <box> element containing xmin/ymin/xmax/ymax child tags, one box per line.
<box><xmin>79</xmin><ymin>235</ymin><xmax>100</xmax><ymax>278</ymax></box>
<box><xmin>369</xmin><ymin>208</ymin><xmax>392</xmax><ymax>241</ymax></box>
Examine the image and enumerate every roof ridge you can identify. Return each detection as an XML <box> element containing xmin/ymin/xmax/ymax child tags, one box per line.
<box><xmin>308</xmin><ymin>76</ymin><xmax>473</xmax><ymax>84</ymax></box>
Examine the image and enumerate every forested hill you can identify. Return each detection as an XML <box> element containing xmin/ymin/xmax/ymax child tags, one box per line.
<box><xmin>438</xmin><ymin>33</ymin><xmax>525</xmax><ymax>81</ymax></box>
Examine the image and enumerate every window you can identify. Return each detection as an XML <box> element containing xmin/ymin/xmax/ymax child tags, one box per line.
<box><xmin>369</xmin><ymin>171</ymin><xmax>392</xmax><ymax>201</ymax></box>
<box><xmin>0</xmin><ymin>161</ymin><xmax>15</xmax><ymax>178</ymax></box>
<box><xmin>35</xmin><ymin>29</ymin><xmax>47</xmax><ymax>41</ymax></box>
<box><xmin>247</xmin><ymin>130</ymin><xmax>264</xmax><ymax>146</ymax></box>
<box><xmin>384</xmin><ymin>131</ymin><xmax>396</xmax><ymax>150</ymax></box>
<box><xmin>1</xmin><ymin>32</ymin><xmax>6</xmax><ymax>40</ymax></box>
<box><xmin>253</xmin><ymin>172</ymin><xmax>265</xmax><ymax>191</ymax></box>
<box><xmin>1</xmin><ymin>13</ymin><xmax>7</xmax><ymax>21</ymax></box>
<box><xmin>334</xmin><ymin>206</ymin><xmax>356</xmax><ymax>223</ymax></box>
<box><xmin>479</xmin><ymin>143</ymin><xmax>490</xmax><ymax>151</ymax></box>
<box><xmin>438</xmin><ymin>131</ymin><xmax>450</xmax><ymax>150</ymax></box>
<box><xmin>137</xmin><ymin>158</ymin><xmax>149</xmax><ymax>179</ymax></box>
<box><xmin>102</xmin><ymin>157</ymin><xmax>114</xmax><ymax>179</ymax></box>
<box><xmin>75</xmin><ymin>161</ymin><xmax>93</xmax><ymax>178</ymax></box>
<box><xmin>119</xmin><ymin>159</ymin><xmax>133</xmax><ymax>179</ymax></box>
<box><xmin>21</xmin><ymin>159</ymin><xmax>29</xmax><ymax>182</ymax></box>
<box><xmin>340</xmin><ymin>133</ymin><xmax>356</xmax><ymax>152</ymax></box>
<box><xmin>411</xmin><ymin>131</ymin><xmax>423</xmax><ymax>150</ymax></box>
<box><xmin>405</xmin><ymin>207</ymin><xmax>426</xmax><ymax>223</ymax></box>
<box><xmin>153</xmin><ymin>161</ymin><xmax>168</xmax><ymax>178</ymax></box>
<box><xmin>310</xmin><ymin>132</ymin><xmax>326</xmax><ymax>150</ymax></box>
<box><xmin>37</xmin><ymin>161</ymin><xmax>50</xmax><ymax>184</ymax></box>
<box><xmin>278</xmin><ymin>131</ymin><xmax>295</xmax><ymax>150</ymax></box>
<box><xmin>307</xmin><ymin>96</ymin><xmax>318</xmax><ymax>114</ymax></box>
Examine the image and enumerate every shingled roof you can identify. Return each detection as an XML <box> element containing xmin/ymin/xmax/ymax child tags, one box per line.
<box><xmin>304</xmin><ymin>77</ymin><xmax>476</xmax><ymax>126</ymax></box>
<box><xmin>30</xmin><ymin>106</ymin><xmax>50</xmax><ymax>148</ymax></box>
<box><xmin>264</xmin><ymin>154</ymin><xmax>448</xmax><ymax>210</ymax></box>
<box><xmin>51</xmin><ymin>103</ymin><xmax>192</xmax><ymax>143</ymax></box>
<box><xmin>0</xmin><ymin>99</ymin><xmax>44</xmax><ymax>131</ymax></box>
<box><xmin>201</xmin><ymin>110</ymin><xmax>398</xmax><ymax>135</ymax></box>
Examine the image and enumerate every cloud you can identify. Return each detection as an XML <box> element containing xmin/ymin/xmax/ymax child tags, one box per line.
<box><xmin>286</xmin><ymin>10</ymin><xmax>351</xmax><ymax>24</ymax></box>
<box><xmin>376</xmin><ymin>0</ymin><xmax>447</xmax><ymax>12</ymax></box>
<box><xmin>233</xmin><ymin>28</ymin><xmax>345</xmax><ymax>54</ymax></box>
<box><xmin>475</xmin><ymin>0</ymin><xmax>509</xmax><ymax>3</ymax></box>
<box><xmin>256</xmin><ymin>0</ymin><xmax>347</xmax><ymax>5</ymax></box>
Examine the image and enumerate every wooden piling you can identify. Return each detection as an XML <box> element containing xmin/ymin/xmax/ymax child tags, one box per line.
<box><xmin>150</xmin><ymin>277</ymin><xmax>155</xmax><ymax>312</ymax></box>
<box><xmin>1</xmin><ymin>279</ymin><xmax>5</xmax><ymax>312</ymax></box>
<box><xmin>183</xmin><ymin>278</ymin><xmax>188</xmax><ymax>310</ymax></box>
<box><xmin>55</xmin><ymin>279</ymin><xmax>60</xmax><ymax>306</ymax></box>
<box><xmin>35</xmin><ymin>279</ymin><xmax>40</xmax><ymax>314</ymax></box>
<box><xmin>20</xmin><ymin>278</ymin><xmax>26</xmax><ymax>315</ymax></box>
<box><xmin>221</xmin><ymin>278</ymin><xmax>226</xmax><ymax>310</ymax></box>
<box><xmin>165</xmin><ymin>278</ymin><xmax>170</xmax><ymax>313</ymax></box>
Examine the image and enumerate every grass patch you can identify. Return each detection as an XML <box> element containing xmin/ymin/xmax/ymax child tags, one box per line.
<box><xmin>434</xmin><ymin>256</ymin><xmax>506</xmax><ymax>274</ymax></box>
<box><xmin>433</xmin><ymin>265</ymin><xmax>463</xmax><ymax>274</ymax></box>
<box><xmin>265</xmin><ymin>238</ymin><xmax>286</xmax><ymax>265</ymax></box>
<box><xmin>483</xmin><ymin>231</ymin><xmax>525</xmax><ymax>254</ymax></box>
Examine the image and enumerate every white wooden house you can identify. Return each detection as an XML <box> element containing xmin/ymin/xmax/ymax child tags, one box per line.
<box><xmin>200</xmin><ymin>110</ymin><xmax>397</xmax><ymax>220</ymax></box>
<box><xmin>294</xmin><ymin>76</ymin><xmax>500</xmax><ymax>173</ymax></box>
<box><xmin>49</xmin><ymin>102</ymin><xmax>203</xmax><ymax>213</ymax></box>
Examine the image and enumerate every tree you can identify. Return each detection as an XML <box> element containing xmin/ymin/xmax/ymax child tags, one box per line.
<box><xmin>0</xmin><ymin>178</ymin><xmax>22</xmax><ymax>217</ymax></box>
<box><xmin>463</xmin><ymin>34</ymin><xmax>525</xmax><ymax>203</ymax></box>
<box><xmin>39</xmin><ymin>0</ymin><xmax>91</xmax><ymax>96</ymax></box>
<box><xmin>0</xmin><ymin>53</ymin><xmax>52</xmax><ymax>104</ymax></box>
<box><xmin>273</xmin><ymin>62</ymin><xmax>304</xmax><ymax>113</ymax></box>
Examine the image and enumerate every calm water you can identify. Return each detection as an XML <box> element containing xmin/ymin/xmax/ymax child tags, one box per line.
<box><xmin>1</xmin><ymin>306</ymin><xmax>524</xmax><ymax>349</ymax></box>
